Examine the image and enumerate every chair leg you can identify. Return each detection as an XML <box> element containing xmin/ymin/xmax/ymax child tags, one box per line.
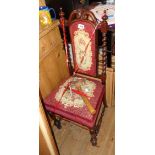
<box><xmin>95</xmin><ymin>102</ymin><xmax>106</xmax><ymax>136</ymax></box>
<box><xmin>90</xmin><ymin>127</ymin><xmax>97</xmax><ymax>146</ymax></box>
<box><xmin>54</xmin><ymin>117</ymin><xmax>62</xmax><ymax>129</ymax></box>
<box><xmin>48</xmin><ymin>112</ymin><xmax>62</xmax><ymax>129</ymax></box>
<box><xmin>90</xmin><ymin>101</ymin><xmax>106</xmax><ymax>146</ymax></box>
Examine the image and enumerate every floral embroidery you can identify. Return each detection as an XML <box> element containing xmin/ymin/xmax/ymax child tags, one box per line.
<box><xmin>55</xmin><ymin>77</ymin><xmax>96</xmax><ymax>108</ymax></box>
<box><xmin>74</xmin><ymin>30</ymin><xmax>92</xmax><ymax>71</ymax></box>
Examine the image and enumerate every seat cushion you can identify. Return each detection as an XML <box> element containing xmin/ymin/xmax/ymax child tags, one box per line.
<box><xmin>44</xmin><ymin>75</ymin><xmax>105</xmax><ymax>128</ymax></box>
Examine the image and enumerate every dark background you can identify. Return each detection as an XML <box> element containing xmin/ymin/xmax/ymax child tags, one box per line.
<box><xmin>45</xmin><ymin>0</ymin><xmax>107</xmax><ymax>19</ymax></box>
<box><xmin>44</xmin><ymin>0</ymin><xmax>113</xmax><ymax>67</ymax></box>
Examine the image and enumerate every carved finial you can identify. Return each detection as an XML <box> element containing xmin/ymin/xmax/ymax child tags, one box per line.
<box><xmin>102</xmin><ymin>10</ymin><xmax>108</xmax><ymax>21</ymax></box>
<box><xmin>59</xmin><ymin>7</ymin><xmax>64</xmax><ymax>18</ymax></box>
<box><xmin>59</xmin><ymin>8</ymin><xmax>65</xmax><ymax>28</ymax></box>
<box><xmin>100</xmin><ymin>10</ymin><xmax>108</xmax><ymax>33</ymax></box>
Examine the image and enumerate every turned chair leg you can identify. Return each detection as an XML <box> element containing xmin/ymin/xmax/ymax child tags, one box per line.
<box><xmin>90</xmin><ymin>127</ymin><xmax>97</xmax><ymax>146</ymax></box>
<box><xmin>48</xmin><ymin>112</ymin><xmax>62</xmax><ymax>129</ymax></box>
<box><xmin>89</xmin><ymin>101</ymin><xmax>106</xmax><ymax>146</ymax></box>
<box><xmin>54</xmin><ymin>117</ymin><xmax>62</xmax><ymax>129</ymax></box>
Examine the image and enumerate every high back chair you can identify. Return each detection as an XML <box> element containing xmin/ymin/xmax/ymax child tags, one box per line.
<box><xmin>44</xmin><ymin>8</ymin><xmax>108</xmax><ymax>146</ymax></box>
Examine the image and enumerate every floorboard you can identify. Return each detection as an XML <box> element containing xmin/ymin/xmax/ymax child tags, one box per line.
<box><xmin>52</xmin><ymin>106</ymin><xmax>115</xmax><ymax>155</ymax></box>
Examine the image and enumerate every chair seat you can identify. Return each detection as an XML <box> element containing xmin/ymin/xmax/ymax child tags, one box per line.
<box><xmin>44</xmin><ymin>75</ymin><xmax>105</xmax><ymax>128</ymax></box>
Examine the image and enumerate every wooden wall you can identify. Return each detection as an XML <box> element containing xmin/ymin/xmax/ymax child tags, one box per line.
<box><xmin>39</xmin><ymin>0</ymin><xmax>46</xmax><ymax>6</ymax></box>
<box><xmin>39</xmin><ymin>21</ymin><xmax>69</xmax><ymax>99</ymax></box>
<box><xmin>106</xmin><ymin>67</ymin><xmax>115</xmax><ymax>107</ymax></box>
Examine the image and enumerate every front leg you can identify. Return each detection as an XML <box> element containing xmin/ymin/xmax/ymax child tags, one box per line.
<box><xmin>54</xmin><ymin>116</ymin><xmax>62</xmax><ymax>129</ymax></box>
<box><xmin>90</xmin><ymin>127</ymin><xmax>97</xmax><ymax>146</ymax></box>
<box><xmin>48</xmin><ymin>112</ymin><xmax>62</xmax><ymax>129</ymax></box>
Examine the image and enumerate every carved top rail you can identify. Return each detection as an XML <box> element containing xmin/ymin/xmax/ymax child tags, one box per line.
<box><xmin>68</xmin><ymin>9</ymin><xmax>98</xmax><ymax>26</ymax></box>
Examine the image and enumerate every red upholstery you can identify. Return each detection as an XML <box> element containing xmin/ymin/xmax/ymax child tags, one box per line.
<box><xmin>44</xmin><ymin>75</ymin><xmax>105</xmax><ymax>128</ymax></box>
<box><xmin>70</xmin><ymin>21</ymin><xmax>97</xmax><ymax>76</ymax></box>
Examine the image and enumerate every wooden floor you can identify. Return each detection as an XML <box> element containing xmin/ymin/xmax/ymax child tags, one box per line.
<box><xmin>52</xmin><ymin>106</ymin><xmax>115</xmax><ymax>155</ymax></box>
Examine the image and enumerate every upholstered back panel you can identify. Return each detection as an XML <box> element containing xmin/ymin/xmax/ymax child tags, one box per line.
<box><xmin>70</xmin><ymin>21</ymin><xmax>97</xmax><ymax>76</ymax></box>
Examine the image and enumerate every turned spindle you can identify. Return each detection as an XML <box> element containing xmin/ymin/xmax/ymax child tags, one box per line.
<box><xmin>59</xmin><ymin>8</ymin><xmax>73</xmax><ymax>76</ymax></box>
<box><xmin>100</xmin><ymin>10</ymin><xmax>108</xmax><ymax>84</ymax></box>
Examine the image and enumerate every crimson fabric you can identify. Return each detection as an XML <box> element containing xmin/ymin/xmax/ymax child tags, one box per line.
<box><xmin>44</xmin><ymin>76</ymin><xmax>105</xmax><ymax>128</ymax></box>
<box><xmin>69</xmin><ymin>21</ymin><xmax>97</xmax><ymax>76</ymax></box>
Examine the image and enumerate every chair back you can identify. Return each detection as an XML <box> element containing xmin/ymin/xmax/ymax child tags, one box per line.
<box><xmin>59</xmin><ymin>8</ymin><xmax>108</xmax><ymax>83</ymax></box>
<box><xmin>68</xmin><ymin>9</ymin><xmax>99</xmax><ymax>77</ymax></box>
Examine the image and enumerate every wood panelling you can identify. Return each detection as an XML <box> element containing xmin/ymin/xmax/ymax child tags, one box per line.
<box><xmin>39</xmin><ymin>0</ymin><xmax>46</xmax><ymax>6</ymax></box>
<box><xmin>40</xmin><ymin>44</ymin><xmax>69</xmax><ymax>98</ymax></box>
<box><xmin>39</xmin><ymin>98</ymin><xmax>59</xmax><ymax>155</ymax></box>
<box><xmin>39</xmin><ymin>20</ymin><xmax>69</xmax><ymax>99</ymax></box>
<box><xmin>106</xmin><ymin>67</ymin><xmax>115</xmax><ymax>107</ymax></box>
<box><xmin>39</xmin><ymin>23</ymin><xmax>62</xmax><ymax>61</ymax></box>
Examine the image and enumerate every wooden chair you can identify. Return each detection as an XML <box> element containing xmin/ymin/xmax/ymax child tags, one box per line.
<box><xmin>43</xmin><ymin>8</ymin><xmax>108</xmax><ymax>146</ymax></box>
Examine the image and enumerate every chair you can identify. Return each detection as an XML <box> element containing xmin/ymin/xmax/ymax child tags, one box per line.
<box><xmin>43</xmin><ymin>8</ymin><xmax>108</xmax><ymax>146</ymax></box>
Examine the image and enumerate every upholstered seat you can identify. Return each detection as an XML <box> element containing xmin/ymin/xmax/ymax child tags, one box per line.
<box><xmin>44</xmin><ymin>75</ymin><xmax>105</xmax><ymax>128</ymax></box>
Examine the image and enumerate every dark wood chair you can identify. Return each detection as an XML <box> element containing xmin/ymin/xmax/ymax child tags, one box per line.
<box><xmin>44</xmin><ymin>8</ymin><xmax>108</xmax><ymax>146</ymax></box>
